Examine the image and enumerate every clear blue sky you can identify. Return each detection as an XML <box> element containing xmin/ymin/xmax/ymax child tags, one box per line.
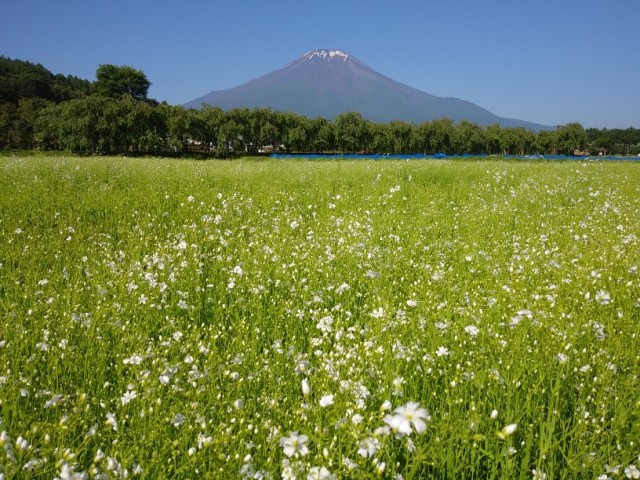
<box><xmin>1</xmin><ymin>0</ymin><xmax>639</xmax><ymax>129</ymax></box>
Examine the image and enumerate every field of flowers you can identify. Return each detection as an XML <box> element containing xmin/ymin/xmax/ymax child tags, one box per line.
<box><xmin>0</xmin><ymin>155</ymin><xmax>639</xmax><ymax>479</ymax></box>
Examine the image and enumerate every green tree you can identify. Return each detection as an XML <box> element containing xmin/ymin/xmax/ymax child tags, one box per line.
<box><xmin>243</xmin><ymin>108</ymin><xmax>272</xmax><ymax>154</ymax></box>
<box><xmin>370</xmin><ymin>123</ymin><xmax>392</xmax><ymax>154</ymax></box>
<box><xmin>335</xmin><ymin>112</ymin><xmax>368</xmax><ymax>153</ymax></box>
<box><xmin>0</xmin><ymin>98</ymin><xmax>54</xmax><ymax>149</ymax></box>
<box><xmin>259</xmin><ymin>121</ymin><xmax>280</xmax><ymax>152</ymax></box>
<box><xmin>288</xmin><ymin>118</ymin><xmax>310</xmax><ymax>153</ymax></box>
<box><xmin>15</xmin><ymin>98</ymin><xmax>53</xmax><ymax>149</ymax></box>
<box><xmin>589</xmin><ymin>129</ymin><xmax>613</xmax><ymax>155</ymax></box>
<box><xmin>0</xmin><ymin>103</ymin><xmax>17</xmax><ymax>149</ymax></box>
<box><xmin>53</xmin><ymin>95</ymin><xmax>119</xmax><ymax>153</ymax></box>
<box><xmin>95</xmin><ymin>64</ymin><xmax>151</xmax><ymax>100</ymax></box>
<box><xmin>226</xmin><ymin>108</ymin><xmax>252</xmax><ymax>153</ymax></box>
<box><xmin>0</xmin><ymin>56</ymin><xmax>93</xmax><ymax>104</ymax></box>
<box><xmin>451</xmin><ymin>120</ymin><xmax>485</xmax><ymax>154</ymax></box>
<box><xmin>485</xmin><ymin>124</ymin><xmax>503</xmax><ymax>154</ymax></box>
<box><xmin>217</xmin><ymin>119</ymin><xmax>244</xmax><ymax>158</ymax></box>
<box><xmin>274</xmin><ymin>111</ymin><xmax>307</xmax><ymax>153</ymax></box>
<box><xmin>33</xmin><ymin>102</ymin><xmax>63</xmax><ymax>150</ymax></box>
<box><xmin>500</xmin><ymin>127</ymin><xmax>535</xmax><ymax>155</ymax></box>
<box><xmin>0</xmin><ymin>56</ymin><xmax>53</xmax><ymax>103</ymax></box>
<box><xmin>51</xmin><ymin>73</ymin><xmax>94</xmax><ymax>102</ymax></box>
<box><xmin>421</xmin><ymin>118</ymin><xmax>454</xmax><ymax>154</ymax></box>
<box><xmin>388</xmin><ymin>120</ymin><xmax>413</xmax><ymax>154</ymax></box>
<box><xmin>557</xmin><ymin>122</ymin><xmax>587</xmax><ymax>155</ymax></box>
<box><xmin>308</xmin><ymin>117</ymin><xmax>333</xmax><ymax>153</ymax></box>
<box><xmin>535</xmin><ymin>130</ymin><xmax>558</xmax><ymax>155</ymax></box>
<box><xmin>163</xmin><ymin>105</ymin><xmax>198</xmax><ymax>153</ymax></box>
<box><xmin>197</xmin><ymin>105</ymin><xmax>225</xmax><ymax>152</ymax></box>
<box><xmin>116</xmin><ymin>95</ymin><xmax>165</xmax><ymax>153</ymax></box>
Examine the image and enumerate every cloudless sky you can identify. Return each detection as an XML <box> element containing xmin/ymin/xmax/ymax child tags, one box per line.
<box><xmin>1</xmin><ymin>0</ymin><xmax>639</xmax><ymax>128</ymax></box>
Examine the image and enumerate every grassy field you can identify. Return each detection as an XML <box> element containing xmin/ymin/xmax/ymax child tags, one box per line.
<box><xmin>0</xmin><ymin>155</ymin><xmax>639</xmax><ymax>479</ymax></box>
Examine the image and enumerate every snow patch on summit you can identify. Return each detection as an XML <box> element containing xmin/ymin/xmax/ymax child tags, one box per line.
<box><xmin>303</xmin><ymin>49</ymin><xmax>350</xmax><ymax>61</ymax></box>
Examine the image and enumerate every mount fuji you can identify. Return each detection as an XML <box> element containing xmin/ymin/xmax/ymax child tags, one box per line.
<box><xmin>184</xmin><ymin>49</ymin><xmax>547</xmax><ymax>130</ymax></box>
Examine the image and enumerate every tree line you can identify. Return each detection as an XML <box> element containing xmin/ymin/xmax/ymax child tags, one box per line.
<box><xmin>2</xmin><ymin>56</ymin><xmax>639</xmax><ymax>157</ymax></box>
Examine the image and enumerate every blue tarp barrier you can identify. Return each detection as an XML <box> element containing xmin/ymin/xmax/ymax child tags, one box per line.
<box><xmin>269</xmin><ymin>153</ymin><xmax>639</xmax><ymax>161</ymax></box>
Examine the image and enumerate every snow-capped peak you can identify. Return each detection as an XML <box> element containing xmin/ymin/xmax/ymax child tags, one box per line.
<box><xmin>303</xmin><ymin>49</ymin><xmax>350</xmax><ymax>61</ymax></box>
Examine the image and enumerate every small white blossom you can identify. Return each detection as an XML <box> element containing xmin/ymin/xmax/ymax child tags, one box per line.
<box><xmin>171</xmin><ymin>413</ymin><xmax>185</xmax><ymax>427</ymax></box>
<box><xmin>532</xmin><ymin>469</ymin><xmax>547</xmax><ymax>480</ymax></box>
<box><xmin>351</xmin><ymin>413</ymin><xmax>364</xmax><ymax>425</ymax></box>
<box><xmin>295</xmin><ymin>359</ymin><xmax>310</xmax><ymax>375</ymax></box>
<box><xmin>123</xmin><ymin>354</ymin><xmax>143</xmax><ymax>365</ymax></box>
<box><xmin>105</xmin><ymin>412</ymin><xmax>117</xmax><ymax>431</ymax></box>
<box><xmin>280</xmin><ymin>431</ymin><xmax>309</xmax><ymax>458</ymax></box>
<box><xmin>301</xmin><ymin>379</ymin><xmax>310</xmax><ymax>396</ymax></box>
<box><xmin>232</xmin><ymin>265</ymin><xmax>244</xmax><ymax>275</ymax></box>
<box><xmin>383</xmin><ymin>401</ymin><xmax>431</xmax><ymax>437</ymax></box>
<box><xmin>357</xmin><ymin>437</ymin><xmax>379</xmax><ymax>458</ymax></box>
<box><xmin>464</xmin><ymin>325</ymin><xmax>479</xmax><ymax>337</ymax></box>
<box><xmin>435</xmin><ymin>346</ymin><xmax>449</xmax><ymax>357</ymax></box>
<box><xmin>497</xmin><ymin>423</ymin><xmax>517</xmax><ymax>440</ymax></box>
<box><xmin>307</xmin><ymin>466</ymin><xmax>335</xmax><ymax>480</ymax></box>
<box><xmin>595</xmin><ymin>289</ymin><xmax>611</xmax><ymax>305</ymax></box>
<box><xmin>120</xmin><ymin>390</ymin><xmax>137</xmax><ymax>406</ymax></box>
<box><xmin>342</xmin><ymin>456</ymin><xmax>358</xmax><ymax>470</ymax></box>
<box><xmin>625</xmin><ymin>464</ymin><xmax>640</xmax><ymax>479</ymax></box>
<box><xmin>319</xmin><ymin>394</ymin><xmax>334</xmax><ymax>407</ymax></box>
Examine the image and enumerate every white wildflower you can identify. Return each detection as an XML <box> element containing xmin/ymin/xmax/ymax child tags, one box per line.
<box><xmin>595</xmin><ymin>289</ymin><xmax>611</xmax><ymax>305</ymax></box>
<box><xmin>435</xmin><ymin>346</ymin><xmax>449</xmax><ymax>357</ymax></box>
<box><xmin>280</xmin><ymin>431</ymin><xmax>309</xmax><ymax>458</ymax></box>
<box><xmin>319</xmin><ymin>395</ymin><xmax>334</xmax><ymax>407</ymax></box>
<box><xmin>532</xmin><ymin>469</ymin><xmax>547</xmax><ymax>480</ymax></box>
<box><xmin>383</xmin><ymin>401</ymin><xmax>431</xmax><ymax>436</ymax></box>
<box><xmin>497</xmin><ymin>423</ymin><xmax>517</xmax><ymax>439</ymax></box>
<box><xmin>120</xmin><ymin>390</ymin><xmax>137</xmax><ymax>406</ymax></box>
<box><xmin>464</xmin><ymin>325</ymin><xmax>479</xmax><ymax>337</ymax></box>
<box><xmin>301</xmin><ymin>378</ymin><xmax>310</xmax><ymax>396</ymax></box>
<box><xmin>123</xmin><ymin>354</ymin><xmax>143</xmax><ymax>365</ymax></box>
<box><xmin>625</xmin><ymin>464</ymin><xmax>640</xmax><ymax>479</ymax></box>
<box><xmin>171</xmin><ymin>413</ymin><xmax>185</xmax><ymax>428</ymax></box>
<box><xmin>357</xmin><ymin>437</ymin><xmax>379</xmax><ymax>458</ymax></box>
<box><xmin>105</xmin><ymin>412</ymin><xmax>117</xmax><ymax>431</ymax></box>
<box><xmin>307</xmin><ymin>466</ymin><xmax>335</xmax><ymax>479</ymax></box>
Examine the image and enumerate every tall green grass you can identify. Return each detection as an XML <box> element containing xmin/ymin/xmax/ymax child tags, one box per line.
<box><xmin>0</xmin><ymin>156</ymin><xmax>639</xmax><ymax>479</ymax></box>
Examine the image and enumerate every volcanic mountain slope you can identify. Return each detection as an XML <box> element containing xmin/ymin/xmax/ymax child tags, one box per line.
<box><xmin>184</xmin><ymin>49</ymin><xmax>547</xmax><ymax>130</ymax></box>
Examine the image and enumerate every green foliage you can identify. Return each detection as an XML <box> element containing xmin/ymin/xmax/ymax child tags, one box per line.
<box><xmin>0</xmin><ymin>56</ymin><xmax>53</xmax><ymax>103</ymax></box>
<box><xmin>1</xmin><ymin>157</ymin><xmax>639</xmax><ymax>478</ymax></box>
<box><xmin>94</xmin><ymin>64</ymin><xmax>150</xmax><ymax>100</ymax></box>
<box><xmin>557</xmin><ymin>122</ymin><xmax>588</xmax><ymax>155</ymax></box>
<box><xmin>0</xmin><ymin>56</ymin><xmax>93</xmax><ymax>104</ymax></box>
<box><xmin>1</xmin><ymin>55</ymin><xmax>639</xmax><ymax>156</ymax></box>
<box><xmin>587</xmin><ymin>127</ymin><xmax>640</xmax><ymax>155</ymax></box>
<box><xmin>335</xmin><ymin>112</ymin><xmax>369</xmax><ymax>153</ymax></box>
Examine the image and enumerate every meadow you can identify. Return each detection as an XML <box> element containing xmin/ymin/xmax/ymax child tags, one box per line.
<box><xmin>0</xmin><ymin>155</ymin><xmax>639</xmax><ymax>479</ymax></box>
